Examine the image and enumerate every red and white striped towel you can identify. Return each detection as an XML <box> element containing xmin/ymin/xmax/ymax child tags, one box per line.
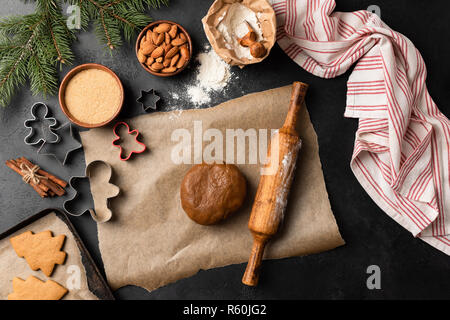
<box><xmin>271</xmin><ymin>0</ymin><xmax>450</xmax><ymax>254</ymax></box>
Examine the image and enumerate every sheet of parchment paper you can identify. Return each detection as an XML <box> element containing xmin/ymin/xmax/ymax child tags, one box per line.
<box><xmin>81</xmin><ymin>85</ymin><xmax>345</xmax><ymax>292</ymax></box>
<box><xmin>0</xmin><ymin>212</ymin><xmax>98</xmax><ymax>300</ymax></box>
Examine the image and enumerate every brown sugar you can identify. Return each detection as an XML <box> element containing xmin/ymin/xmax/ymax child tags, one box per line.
<box><xmin>64</xmin><ymin>68</ymin><xmax>121</xmax><ymax>125</ymax></box>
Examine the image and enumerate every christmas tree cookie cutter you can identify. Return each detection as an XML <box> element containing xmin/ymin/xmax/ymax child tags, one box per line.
<box><xmin>63</xmin><ymin>160</ymin><xmax>120</xmax><ymax>223</ymax></box>
<box><xmin>136</xmin><ymin>88</ymin><xmax>160</xmax><ymax>113</ymax></box>
<box><xmin>38</xmin><ymin>122</ymin><xmax>82</xmax><ymax>165</ymax></box>
<box><xmin>112</xmin><ymin>121</ymin><xmax>147</xmax><ymax>161</ymax></box>
<box><xmin>24</xmin><ymin>102</ymin><xmax>59</xmax><ymax>146</ymax></box>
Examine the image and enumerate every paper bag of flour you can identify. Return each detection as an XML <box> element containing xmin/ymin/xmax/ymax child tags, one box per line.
<box><xmin>202</xmin><ymin>0</ymin><xmax>277</xmax><ymax>68</ymax></box>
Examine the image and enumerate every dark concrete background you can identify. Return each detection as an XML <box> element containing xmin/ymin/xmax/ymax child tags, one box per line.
<box><xmin>1</xmin><ymin>1</ymin><xmax>449</xmax><ymax>300</ymax></box>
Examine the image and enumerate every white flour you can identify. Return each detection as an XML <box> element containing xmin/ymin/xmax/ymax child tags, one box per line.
<box><xmin>217</xmin><ymin>3</ymin><xmax>263</xmax><ymax>60</ymax></box>
<box><xmin>170</xmin><ymin>46</ymin><xmax>232</xmax><ymax>107</ymax></box>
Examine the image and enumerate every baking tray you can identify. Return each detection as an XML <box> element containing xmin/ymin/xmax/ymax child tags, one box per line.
<box><xmin>0</xmin><ymin>208</ymin><xmax>114</xmax><ymax>300</ymax></box>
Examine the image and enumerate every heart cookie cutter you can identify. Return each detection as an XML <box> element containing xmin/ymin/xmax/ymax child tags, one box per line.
<box><xmin>63</xmin><ymin>160</ymin><xmax>120</xmax><ymax>223</ymax></box>
<box><xmin>112</xmin><ymin>121</ymin><xmax>147</xmax><ymax>161</ymax></box>
<box><xmin>24</xmin><ymin>102</ymin><xmax>59</xmax><ymax>146</ymax></box>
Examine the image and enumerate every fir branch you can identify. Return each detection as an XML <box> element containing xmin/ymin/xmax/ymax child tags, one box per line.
<box><xmin>0</xmin><ymin>1</ymin><xmax>73</xmax><ymax>106</ymax></box>
<box><xmin>69</xmin><ymin>0</ymin><xmax>167</xmax><ymax>49</ymax></box>
<box><xmin>99</xmin><ymin>9</ymin><xmax>114</xmax><ymax>48</ymax></box>
<box><xmin>0</xmin><ymin>14</ymin><xmax>45</xmax><ymax>106</ymax></box>
<box><xmin>28</xmin><ymin>50</ymin><xmax>58</xmax><ymax>96</ymax></box>
<box><xmin>0</xmin><ymin>0</ymin><xmax>168</xmax><ymax>106</ymax></box>
<box><xmin>88</xmin><ymin>0</ymin><xmax>137</xmax><ymax>28</ymax></box>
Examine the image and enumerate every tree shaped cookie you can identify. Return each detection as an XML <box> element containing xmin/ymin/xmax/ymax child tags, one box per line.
<box><xmin>10</xmin><ymin>230</ymin><xmax>66</xmax><ymax>276</ymax></box>
<box><xmin>8</xmin><ymin>276</ymin><xmax>67</xmax><ymax>300</ymax></box>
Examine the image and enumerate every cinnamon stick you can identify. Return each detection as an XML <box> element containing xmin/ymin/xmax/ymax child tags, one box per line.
<box><xmin>11</xmin><ymin>159</ymin><xmax>49</xmax><ymax>193</ymax></box>
<box><xmin>5</xmin><ymin>157</ymin><xmax>67</xmax><ymax>198</ymax></box>
<box><xmin>20</xmin><ymin>157</ymin><xmax>67</xmax><ymax>188</ymax></box>
<box><xmin>41</xmin><ymin>179</ymin><xmax>65</xmax><ymax>196</ymax></box>
<box><xmin>17</xmin><ymin>158</ymin><xmax>65</xmax><ymax>196</ymax></box>
<box><xmin>5</xmin><ymin>160</ymin><xmax>47</xmax><ymax>198</ymax></box>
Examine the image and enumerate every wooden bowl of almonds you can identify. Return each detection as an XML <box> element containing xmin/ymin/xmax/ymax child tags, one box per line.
<box><xmin>136</xmin><ymin>20</ymin><xmax>192</xmax><ymax>77</ymax></box>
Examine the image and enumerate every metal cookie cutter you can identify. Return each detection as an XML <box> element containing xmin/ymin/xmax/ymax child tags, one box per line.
<box><xmin>136</xmin><ymin>88</ymin><xmax>160</xmax><ymax>113</ymax></box>
<box><xmin>24</xmin><ymin>102</ymin><xmax>59</xmax><ymax>146</ymax></box>
<box><xmin>38</xmin><ymin>122</ymin><xmax>82</xmax><ymax>165</ymax></box>
<box><xmin>63</xmin><ymin>160</ymin><xmax>120</xmax><ymax>223</ymax></box>
<box><xmin>112</xmin><ymin>121</ymin><xmax>146</xmax><ymax>161</ymax></box>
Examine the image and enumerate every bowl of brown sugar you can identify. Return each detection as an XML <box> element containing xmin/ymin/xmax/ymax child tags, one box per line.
<box><xmin>59</xmin><ymin>63</ymin><xmax>124</xmax><ymax>128</ymax></box>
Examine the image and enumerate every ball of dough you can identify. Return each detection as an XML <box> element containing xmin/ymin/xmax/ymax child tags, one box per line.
<box><xmin>180</xmin><ymin>163</ymin><xmax>247</xmax><ymax>225</ymax></box>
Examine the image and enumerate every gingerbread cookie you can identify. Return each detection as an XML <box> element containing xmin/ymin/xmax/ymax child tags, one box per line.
<box><xmin>10</xmin><ymin>230</ymin><xmax>66</xmax><ymax>276</ymax></box>
<box><xmin>8</xmin><ymin>276</ymin><xmax>67</xmax><ymax>300</ymax></box>
<box><xmin>180</xmin><ymin>163</ymin><xmax>247</xmax><ymax>225</ymax></box>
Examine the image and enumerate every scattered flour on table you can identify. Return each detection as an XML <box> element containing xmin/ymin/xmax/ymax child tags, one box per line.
<box><xmin>169</xmin><ymin>46</ymin><xmax>233</xmax><ymax>107</ymax></box>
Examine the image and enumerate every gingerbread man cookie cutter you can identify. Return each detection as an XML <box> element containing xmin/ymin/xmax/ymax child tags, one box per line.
<box><xmin>112</xmin><ymin>121</ymin><xmax>147</xmax><ymax>161</ymax></box>
<box><xmin>24</xmin><ymin>102</ymin><xmax>59</xmax><ymax>146</ymax></box>
<box><xmin>63</xmin><ymin>160</ymin><xmax>120</xmax><ymax>223</ymax></box>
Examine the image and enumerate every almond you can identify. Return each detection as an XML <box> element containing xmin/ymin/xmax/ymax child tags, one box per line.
<box><xmin>163</xmin><ymin>58</ymin><xmax>171</xmax><ymax>67</ymax></box>
<box><xmin>180</xmin><ymin>33</ymin><xmax>186</xmax><ymax>41</ymax></box>
<box><xmin>162</xmin><ymin>67</ymin><xmax>177</xmax><ymax>73</ymax></box>
<box><xmin>137</xmin><ymin>50</ymin><xmax>146</xmax><ymax>63</ymax></box>
<box><xmin>170</xmin><ymin>54</ymin><xmax>180</xmax><ymax>67</ymax></box>
<box><xmin>165</xmin><ymin>46</ymin><xmax>179</xmax><ymax>59</ymax></box>
<box><xmin>155</xmin><ymin>33</ymin><xmax>164</xmax><ymax>45</ymax></box>
<box><xmin>250</xmin><ymin>42</ymin><xmax>266</xmax><ymax>58</ymax></box>
<box><xmin>164</xmin><ymin>43</ymin><xmax>173</xmax><ymax>52</ymax></box>
<box><xmin>151</xmin><ymin>46</ymin><xmax>164</xmax><ymax>59</ymax></box>
<box><xmin>171</xmin><ymin>37</ymin><xmax>186</xmax><ymax>46</ymax></box>
<box><xmin>151</xmin><ymin>62</ymin><xmax>164</xmax><ymax>70</ymax></box>
<box><xmin>168</xmin><ymin>25</ymin><xmax>177</xmax><ymax>38</ymax></box>
<box><xmin>141</xmin><ymin>41</ymin><xmax>156</xmax><ymax>55</ymax></box>
<box><xmin>180</xmin><ymin>45</ymin><xmax>189</xmax><ymax>60</ymax></box>
<box><xmin>146</xmin><ymin>30</ymin><xmax>153</xmax><ymax>43</ymax></box>
<box><xmin>140</xmin><ymin>36</ymin><xmax>147</xmax><ymax>47</ymax></box>
<box><xmin>154</xmin><ymin>23</ymin><xmax>171</xmax><ymax>33</ymax></box>
<box><xmin>151</xmin><ymin>32</ymin><xmax>158</xmax><ymax>44</ymax></box>
<box><xmin>156</xmin><ymin>57</ymin><xmax>163</xmax><ymax>63</ymax></box>
<box><xmin>176</xmin><ymin>56</ymin><xmax>186</xmax><ymax>68</ymax></box>
<box><xmin>239</xmin><ymin>32</ymin><xmax>256</xmax><ymax>47</ymax></box>
<box><xmin>165</xmin><ymin>32</ymin><xmax>171</xmax><ymax>45</ymax></box>
<box><xmin>238</xmin><ymin>22</ymin><xmax>257</xmax><ymax>47</ymax></box>
<box><xmin>146</xmin><ymin>57</ymin><xmax>154</xmax><ymax>66</ymax></box>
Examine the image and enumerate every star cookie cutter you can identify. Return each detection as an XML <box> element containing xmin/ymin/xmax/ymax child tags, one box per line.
<box><xmin>63</xmin><ymin>160</ymin><xmax>120</xmax><ymax>223</ymax></box>
<box><xmin>24</xmin><ymin>102</ymin><xmax>59</xmax><ymax>146</ymax></box>
<box><xmin>38</xmin><ymin>123</ymin><xmax>82</xmax><ymax>165</ymax></box>
<box><xmin>136</xmin><ymin>88</ymin><xmax>160</xmax><ymax>113</ymax></box>
<box><xmin>112</xmin><ymin>121</ymin><xmax>146</xmax><ymax>161</ymax></box>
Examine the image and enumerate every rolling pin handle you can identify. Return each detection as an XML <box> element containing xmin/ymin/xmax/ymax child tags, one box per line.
<box><xmin>242</xmin><ymin>236</ymin><xmax>268</xmax><ymax>286</ymax></box>
<box><xmin>281</xmin><ymin>81</ymin><xmax>309</xmax><ymax>134</ymax></box>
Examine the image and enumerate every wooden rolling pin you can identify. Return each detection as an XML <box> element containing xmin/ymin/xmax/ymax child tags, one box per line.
<box><xmin>242</xmin><ymin>81</ymin><xmax>309</xmax><ymax>286</ymax></box>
